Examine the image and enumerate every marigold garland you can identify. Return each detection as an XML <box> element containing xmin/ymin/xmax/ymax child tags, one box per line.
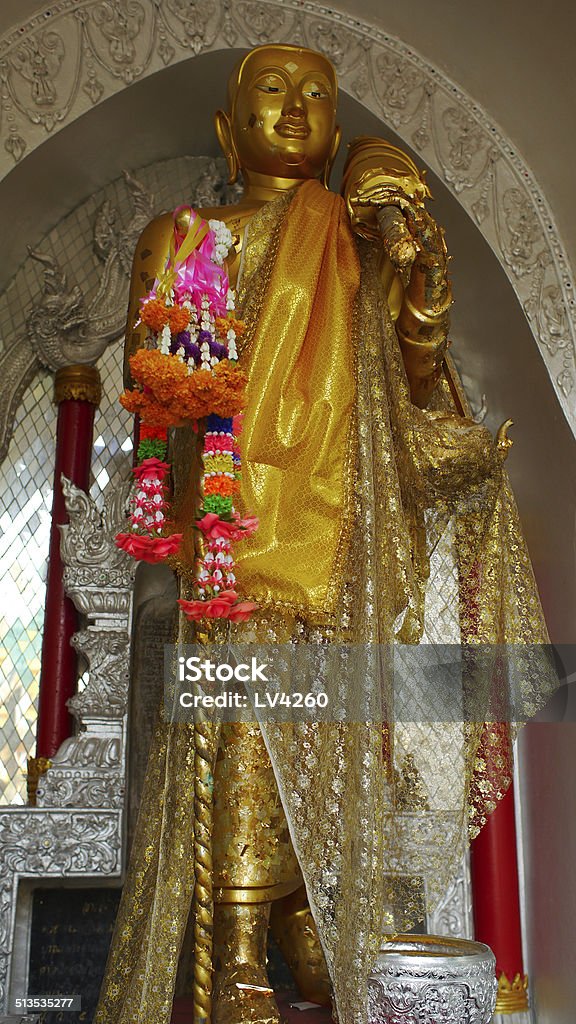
<box><xmin>115</xmin><ymin>207</ymin><xmax>258</xmax><ymax>622</ymax></box>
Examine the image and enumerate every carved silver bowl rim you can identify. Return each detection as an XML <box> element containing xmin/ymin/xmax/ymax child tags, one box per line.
<box><xmin>372</xmin><ymin>934</ymin><xmax>496</xmax><ymax>972</ymax></box>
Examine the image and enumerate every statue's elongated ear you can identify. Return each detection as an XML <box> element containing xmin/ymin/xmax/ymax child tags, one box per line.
<box><xmin>322</xmin><ymin>124</ymin><xmax>342</xmax><ymax>189</ymax></box>
<box><xmin>215</xmin><ymin>109</ymin><xmax>240</xmax><ymax>185</ymax></box>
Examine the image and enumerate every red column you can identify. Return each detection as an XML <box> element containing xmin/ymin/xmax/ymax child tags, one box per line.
<box><xmin>471</xmin><ymin>754</ymin><xmax>529</xmax><ymax>1014</ymax></box>
<box><xmin>33</xmin><ymin>365</ymin><xmax>101</xmax><ymax>762</ymax></box>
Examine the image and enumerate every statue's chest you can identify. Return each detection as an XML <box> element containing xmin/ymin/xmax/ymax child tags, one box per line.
<box><xmin>210</xmin><ymin>207</ymin><xmax>261</xmax><ymax>290</ymax></box>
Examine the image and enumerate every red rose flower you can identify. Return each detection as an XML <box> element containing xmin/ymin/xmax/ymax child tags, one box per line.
<box><xmin>228</xmin><ymin>601</ymin><xmax>259</xmax><ymax>623</ymax></box>
<box><xmin>197</xmin><ymin>513</ymin><xmax>259</xmax><ymax>541</ymax></box>
<box><xmin>236</xmin><ymin>515</ymin><xmax>259</xmax><ymax>537</ymax></box>
<box><xmin>115</xmin><ymin>532</ymin><xmax>182</xmax><ymax>563</ymax></box>
<box><xmin>133</xmin><ymin>457</ymin><xmax>170</xmax><ymax>484</ymax></box>
<box><xmin>177</xmin><ymin>599</ymin><xmax>209</xmax><ymax>621</ymax></box>
<box><xmin>178</xmin><ymin>590</ymin><xmax>238</xmax><ymax>622</ymax></box>
<box><xmin>204</xmin><ymin>595</ymin><xmax>235</xmax><ymax>618</ymax></box>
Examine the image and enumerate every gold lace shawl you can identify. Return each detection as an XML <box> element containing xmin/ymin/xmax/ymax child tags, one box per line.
<box><xmin>95</xmin><ymin>185</ymin><xmax>553</xmax><ymax>1024</ymax></box>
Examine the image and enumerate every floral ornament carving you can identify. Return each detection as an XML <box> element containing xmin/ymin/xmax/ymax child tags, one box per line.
<box><xmin>9</xmin><ymin>30</ymin><xmax>66</xmax><ymax>110</ymax></box>
<box><xmin>0</xmin><ymin>810</ymin><xmax>120</xmax><ymax>874</ymax></box>
<box><xmin>162</xmin><ymin>0</ymin><xmax>220</xmax><ymax>54</ymax></box>
<box><xmin>59</xmin><ymin>473</ymin><xmax>135</xmax><ymax>574</ymax></box>
<box><xmin>234</xmin><ymin>2</ymin><xmax>288</xmax><ymax>45</ymax></box>
<box><xmin>25</xmin><ymin>249</ymin><xmax>93</xmax><ymax>370</ymax></box>
<box><xmin>442</xmin><ymin>108</ymin><xmax>485</xmax><ymax>175</ymax></box>
<box><xmin>69</xmin><ymin>628</ymin><xmax>130</xmax><ymax>716</ymax></box>
<box><xmin>0</xmin><ymin>0</ymin><xmax>572</xmax><ymax>426</ymax></box>
<box><xmin>426</xmin><ymin>854</ymin><xmax>473</xmax><ymax>939</ymax></box>
<box><xmin>500</xmin><ymin>187</ymin><xmax>542</xmax><ymax>277</ymax></box>
<box><xmin>376</xmin><ymin>53</ymin><xmax>422</xmax><ymax>126</ymax></box>
<box><xmin>92</xmin><ymin>0</ymin><xmax>146</xmax><ymax>70</ymax></box>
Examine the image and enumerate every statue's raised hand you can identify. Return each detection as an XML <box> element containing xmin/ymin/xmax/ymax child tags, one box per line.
<box><xmin>354</xmin><ymin>176</ymin><xmax>448</xmax><ymax>296</ymax></box>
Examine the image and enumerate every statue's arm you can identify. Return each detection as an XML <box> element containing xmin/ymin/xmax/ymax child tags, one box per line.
<box><xmin>123</xmin><ymin>212</ymin><xmax>174</xmax><ymax>388</ymax></box>
<box><xmin>341</xmin><ymin>139</ymin><xmax>451</xmax><ymax>409</ymax></box>
<box><xmin>392</xmin><ymin>205</ymin><xmax>451</xmax><ymax>409</ymax></box>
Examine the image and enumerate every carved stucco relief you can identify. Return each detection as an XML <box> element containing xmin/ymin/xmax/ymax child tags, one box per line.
<box><xmin>0</xmin><ymin>0</ymin><xmax>573</xmax><ymax>431</ymax></box>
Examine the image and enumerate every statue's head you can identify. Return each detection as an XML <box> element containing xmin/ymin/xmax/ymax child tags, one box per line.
<box><xmin>215</xmin><ymin>44</ymin><xmax>341</xmax><ymax>186</ymax></box>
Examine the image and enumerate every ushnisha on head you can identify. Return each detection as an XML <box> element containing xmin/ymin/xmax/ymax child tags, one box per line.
<box><xmin>215</xmin><ymin>44</ymin><xmax>342</xmax><ymax>188</ymax></box>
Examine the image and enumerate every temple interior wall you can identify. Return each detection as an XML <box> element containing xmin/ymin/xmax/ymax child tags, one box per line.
<box><xmin>0</xmin><ymin>3</ymin><xmax>574</xmax><ymax>1022</ymax></box>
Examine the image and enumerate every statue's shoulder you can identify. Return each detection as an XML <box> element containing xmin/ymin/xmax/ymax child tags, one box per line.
<box><xmin>132</xmin><ymin>210</ymin><xmax>174</xmax><ymax>261</ymax></box>
<box><xmin>136</xmin><ymin>203</ymin><xmax>257</xmax><ymax>246</ymax></box>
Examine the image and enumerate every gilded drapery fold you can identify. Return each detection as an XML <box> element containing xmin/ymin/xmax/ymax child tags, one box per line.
<box><xmin>234</xmin><ymin>182</ymin><xmax>359</xmax><ymax>616</ymax></box>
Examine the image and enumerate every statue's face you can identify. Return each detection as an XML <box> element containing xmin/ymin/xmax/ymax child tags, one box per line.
<box><xmin>230</xmin><ymin>46</ymin><xmax>338</xmax><ymax>179</ymax></box>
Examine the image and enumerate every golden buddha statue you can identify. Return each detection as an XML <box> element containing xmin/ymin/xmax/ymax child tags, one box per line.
<box><xmin>96</xmin><ymin>43</ymin><xmax>551</xmax><ymax>1024</ymax></box>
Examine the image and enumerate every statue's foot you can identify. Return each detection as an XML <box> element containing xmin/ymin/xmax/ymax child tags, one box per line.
<box><xmin>212</xmin><ymin>963</ymin><xmax>281</xmax><ymax>1024</ymax></box>
<box><xmin>213</xmin><ymin>902</ymin><xmax>283</xmax><ymax>1024</ymax></box>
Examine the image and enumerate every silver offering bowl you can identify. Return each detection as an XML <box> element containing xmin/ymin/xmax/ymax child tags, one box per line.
<box><xmin>368</xmin><ymin>934</ymin><xmax>498</xmax><ymax>1023</ymax></box>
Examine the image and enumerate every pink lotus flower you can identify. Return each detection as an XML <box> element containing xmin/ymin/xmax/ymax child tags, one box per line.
<box><xmin>115</xmin><ymin>532</ymin><xmax>182</xmax><ymax>563</ymax></box>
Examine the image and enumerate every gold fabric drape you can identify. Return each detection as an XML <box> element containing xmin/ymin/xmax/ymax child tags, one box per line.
<box><xmin>234</xmin><ymin>181</ymin><xmax>359</xmax><ymax>616</ymax></box>
<box><xmin>95</xmin><ymin>182</ymin><xmax>554</xmax><ymax>1024</ymax></box>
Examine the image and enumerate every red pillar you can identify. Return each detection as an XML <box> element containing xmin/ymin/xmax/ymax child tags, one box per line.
<box><xmin>471</xmin><ymin>746</ymin><xmax>529</xmax><ymax>1014</ymax></box>
<box><xmin>30</xmin><ymin>365</ymin><xmax>101</xmax><ymax>787</ymax></box>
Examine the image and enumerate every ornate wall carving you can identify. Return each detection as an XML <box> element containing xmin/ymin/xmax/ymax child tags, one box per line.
<box><xmin>0</xmin><ymin>0</ymin><xmax>574</xmax><ymax>431</ymax></box>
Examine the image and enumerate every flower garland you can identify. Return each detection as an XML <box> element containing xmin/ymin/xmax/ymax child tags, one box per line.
<box><xmin>115</xmin><ymin>208</ymin><xmax>258</xmax><ymax>623</ymax></box>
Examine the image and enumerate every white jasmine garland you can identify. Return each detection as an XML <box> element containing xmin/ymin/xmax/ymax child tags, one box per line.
<box><xmin>208</xmin><ymin>220</ymin><xmax>233</xmax><ymax>266</ymax></box>
<box><xmin>160</xmin><ymin>323</ymin><xmax>171</xmax><ymax>354</ymax></box>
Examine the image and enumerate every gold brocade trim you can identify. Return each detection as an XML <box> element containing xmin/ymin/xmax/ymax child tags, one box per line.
<box><xmin>495</xmin><ymin>973</ymin><xmax>529</xmax><ymax>1013</ymax></box>
<box><xmin>54</xmin><ymin>364</ymin><xmax>102</xmax><ymax>405</ymax></box>
<box><xmin>214</xmin><ymin>880</ymin><xmax>302</xmax><ymax>905</ymax></box>
<box><xmin>26</xmin><ymin>756</ymin><xmax>52</xmax><ymax>805</ymax></box>
<box><xmin>236</xmin><ymin>192</ymin><xmax>293</xmax><ymax>356</ymax></box>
